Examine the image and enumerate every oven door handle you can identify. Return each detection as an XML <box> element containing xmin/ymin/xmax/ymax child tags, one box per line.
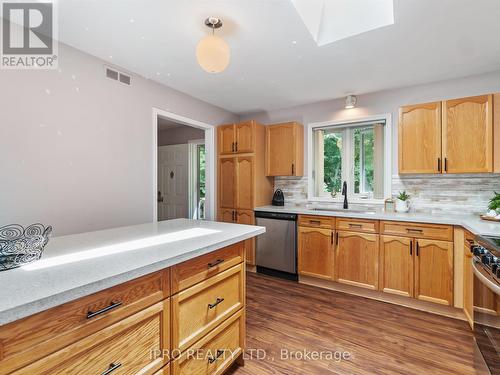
<box><xmin>472</xmin><ymin>259</ymin><xmax>500</xmax><ymax>295</ymax></box>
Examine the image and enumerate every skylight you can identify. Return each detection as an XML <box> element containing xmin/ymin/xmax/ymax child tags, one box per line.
<box><xmin>291</xmin><ymin>0</ymin><xmax>394</xmax><ymax>46</ymax></box>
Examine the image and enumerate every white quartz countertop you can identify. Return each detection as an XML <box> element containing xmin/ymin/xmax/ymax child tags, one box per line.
<box><xmin>0</xmin><ymin>219</ymin><xmax>264</xmax><ymax>325</ymax></box>
<box><xmin>254</xmin><ymin>205</ymin><xmax>500</xmax><ymax>237</ymax></box>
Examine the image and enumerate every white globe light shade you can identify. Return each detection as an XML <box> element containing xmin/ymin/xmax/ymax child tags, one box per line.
<box><xmin>196</xmin><ymin>35</ymin><xmax>230</xmax><ymax>74</ymax></box>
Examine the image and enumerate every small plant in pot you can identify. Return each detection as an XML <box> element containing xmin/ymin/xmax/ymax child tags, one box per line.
<box><xmin>486</xmin><ymin>192</ymin><xmax>500</xmax><ymax>218</ymax></box>
<box><xmin>396</xmin><ymin>191</ymin><xmax>410</xmax><ymax>213</ymax></box>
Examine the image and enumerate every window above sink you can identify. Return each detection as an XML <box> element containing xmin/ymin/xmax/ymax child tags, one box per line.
<box><xmin>307</xmin><ymin>114</ymin><xmax>392</xmax><ymax>204</ymax></box>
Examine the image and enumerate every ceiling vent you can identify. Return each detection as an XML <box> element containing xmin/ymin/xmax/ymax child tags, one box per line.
<box><xmin>105</xmin><ymin>66</ymin><xmax>131</xmax><ymax>86</ymax></box>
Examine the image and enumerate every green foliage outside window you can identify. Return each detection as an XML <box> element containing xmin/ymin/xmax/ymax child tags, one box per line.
<box><xmin>323</xmin><ymin>133</ymin><xmax>342</xmax><ymax>193</ymax></box>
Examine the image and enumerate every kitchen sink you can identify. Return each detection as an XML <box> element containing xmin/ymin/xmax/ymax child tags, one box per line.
<box><xmin>311</xmin><ymin>207</ymin><xmax>377</xmax><ymax>214</ymax></box>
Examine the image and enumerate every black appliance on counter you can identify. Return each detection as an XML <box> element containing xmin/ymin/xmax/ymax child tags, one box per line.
<box><xmin>470</xmin><ymin>235</ymin><xmax>500</xmax><ymax>374</ymax></box>
<box><xmin>272</xmin><ymin>189</ymin><xmax>285</xmax><ymax>206</ymax></box>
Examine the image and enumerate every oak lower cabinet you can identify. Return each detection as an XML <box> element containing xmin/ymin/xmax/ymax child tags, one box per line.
<box><xmin>298</xmin><ymin>226</ymin><xmax>334</xmax><ymax>280</ymax></box>
<box><xmin>463</xmin><ymin>234</ymin><xmax>474</xmax><ymax>327</ymax></box>
<box><xmin>379</xmin><ymin>234</ymin><xmax>453</xmax><ymax>306</ymax></box>
<box><xmin>379</xmin><ymin>235</ymin><xmax>414</xmax><ymax>297</ymax></box>
<box><xmin>335</xmin><ymin>231</ymin><xmax>379</xmax><ymax>290</ymax></box>
<box><xmin>414</xmin><ymin>239</ymin><xmax>453</xmax><ymax>305</ymax></box>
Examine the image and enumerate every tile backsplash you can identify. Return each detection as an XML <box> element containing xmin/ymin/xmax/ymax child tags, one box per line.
<box><xmin>274</xmin><ymin>175</ymin><xmax>500</xmax><ymax>215</ymax></box>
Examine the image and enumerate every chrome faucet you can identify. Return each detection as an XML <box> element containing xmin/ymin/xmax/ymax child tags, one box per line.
<box><xmin>342</xmin><ymin>181</ymin><xmax>348</xmax><ymax>209</ymax></box>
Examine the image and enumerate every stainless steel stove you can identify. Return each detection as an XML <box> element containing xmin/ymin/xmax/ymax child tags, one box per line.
<box><xmin>472</xmin><ymin>235</ymin><xmax>500</xmax><ymax>374</ymax></box>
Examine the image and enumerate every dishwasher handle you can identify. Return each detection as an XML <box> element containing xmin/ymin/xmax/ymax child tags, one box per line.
<box><xmin>254</xmin><ymin>211</ymin><xmax>297</xmax><ymax>221</ymax></box>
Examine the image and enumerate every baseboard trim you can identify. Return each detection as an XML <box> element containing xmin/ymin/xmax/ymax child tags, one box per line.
<box><xmin>299</xmin><ymin>275</ymin><xmax>467</xmax><ymax>321</ymax></box>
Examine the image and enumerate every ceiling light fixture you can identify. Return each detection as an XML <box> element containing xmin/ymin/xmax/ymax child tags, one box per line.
<box><xmin>196</xmin><ymin>17</ymin><xmax>230</xmax><ymax>74</ymax></box>
<box><xmin>345</xmin><ymin>95</ymin><xmax>357</xmax><ymax>109</ymax></box>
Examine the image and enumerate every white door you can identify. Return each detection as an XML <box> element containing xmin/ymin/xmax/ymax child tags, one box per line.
<box><xmin>158</xmin><ymin>144</ymin><xmax>189</xmax><ymax>221</ymax></box>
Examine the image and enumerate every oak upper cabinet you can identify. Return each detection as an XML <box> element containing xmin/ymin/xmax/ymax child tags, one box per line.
<box><xmin>218</xmin><ymin>124</ymin><xmax>236</xmax><ymax>155</ymax></box>
<box><xmin>414</xmin><ymin>239</ymin><xmax>453</xmax><ymax>305</ymax></box>
<box><xmin>266</xmin><ymin>122</ymin><xmax>304</xmax><ymax>176</ymax></box>
<box><xmin>217</xmin><ymin>121</ymin><xmax>256</xmax><ymax>155</ymax></box>
<box><xmin>298</xmin><ymin>226</ymin><xmax>334</xmax><ymax>280</ymax></box>
<box><xmin>218</xmin><ymin>157</ymin><xmax>236</xmax><ymax>209</ymax></box>
<box><xmin>235</xmin><ymin>121</ymin><xmax>255</xmax><ymax>153</ymax></box>
<box><xmin>442</xmin><ymin>95</ymin><xmax>493</xmax><ymax>173</ymax></box>
<box><xmin>335</xmin><ymin>231</ymin><xmax>379</xmax><ymax>290</ymax></box>
<box><xmin>399</xmin><ymin>102</ymin><xmax>442</xmax><ymax>174</ymax></box>
<box><xmin>379</xmin><ymin>235</ymin><xmax>414</xmax><ymax>298</ymax></box>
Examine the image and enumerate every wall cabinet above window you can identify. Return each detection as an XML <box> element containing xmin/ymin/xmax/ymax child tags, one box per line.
<box><xmin>265</xmin><ymin>122</ymin><xmax>304</xmax><ymax>176</ymax></box>
<box><xmin>399</xmin><ymin>94</ymin><xmax>499</xmax><ymax>174</ymax></box>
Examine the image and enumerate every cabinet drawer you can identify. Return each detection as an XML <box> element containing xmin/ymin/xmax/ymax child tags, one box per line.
<box><xmin>336</xmin><ymin>218</ymin><xmax>378</xmax><ymax>233</ymax></box>
<box><xmin>171</xmin><ymin>242</ymin><xmax>244</xmax><ymax>293</ymax></box>
<box><xmin>172</xmin><ymin>310</ymin><xmax>244</xmax><ymax>375</ymax></box>
<box><xmin>298</xmin><ymin>215</ymin><xmax>335</xmax><ymax>229</ymax></box>
<box><xmin>172</xmin><ymin>264</ymin><xmax>244</xmax><ymax>352</ymax></box>
<box><xmin>0</xmin><ymin>269</ymin><xmax>170</xmax><ymax>374</ymax></box>
<box><xmin>380</xmin><ymin>221</ymin><xmax>453</xmax><ymax>241</ymax></box>
<box><xmin>15</xmin><ymin>301</ymin><xmax>170</xmax><ymax>375</ymax></box>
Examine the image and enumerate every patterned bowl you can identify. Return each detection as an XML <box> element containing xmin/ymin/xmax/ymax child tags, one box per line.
<box><xmin>0</xmin><ymin>224</ymin><xmax>52</xmax><ymax>271</ymax></box>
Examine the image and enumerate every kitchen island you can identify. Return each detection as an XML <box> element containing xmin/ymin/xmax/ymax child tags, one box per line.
<box><xmin>0</xmin><ymin>219</ymin><xmax>264</xmax><ymax>375</ymax></box>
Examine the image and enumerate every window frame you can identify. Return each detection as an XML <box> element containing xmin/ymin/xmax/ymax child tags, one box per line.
<box><xmin>307</xmin><ymin>114</ymin><xmax>392</xmax><ymax>204</ymax></box>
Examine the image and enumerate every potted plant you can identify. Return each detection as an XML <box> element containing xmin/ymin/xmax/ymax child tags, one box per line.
<box><xmin>396</xmin><ymin>191</ymin><xmax>410</xmax><ymax>213</ymax></box>
<box><xmin>487</xmin><ymin>192</ymin><xmax>500</xmax><ymax>216</ymax></box>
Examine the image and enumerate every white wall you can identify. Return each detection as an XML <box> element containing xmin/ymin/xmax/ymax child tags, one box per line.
<box><xmin>241</xmin><ymin>70</ymin><xmax>500</xmax><ymax>174</ymax></box>
<box><xmin>0</xmin><ymin>43</ymin><xmax>237</xmax><ymax>236</ymax></box>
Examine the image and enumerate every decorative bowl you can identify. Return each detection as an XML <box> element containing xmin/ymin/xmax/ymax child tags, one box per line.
<box><xmin>0</xmin><ymin>224</ymin><xmax>52</xmax><ymax>271</ymax></box>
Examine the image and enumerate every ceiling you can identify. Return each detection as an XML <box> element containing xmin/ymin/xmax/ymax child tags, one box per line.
<box><xmin>57</xmin><ymin>0</ymin><xmax>500</xmax><ymax>114</ymax></box>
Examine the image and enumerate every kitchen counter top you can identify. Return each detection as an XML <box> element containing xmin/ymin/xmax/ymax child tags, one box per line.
<box><xmin>255</xmin><ymin>205</ymin><xmax>499</xmax><ymax>237</ymax></box>
<box><xmin>0</xmin><ymin>219</ymin><xmax>264</xmax><ymax>325</ymax></box>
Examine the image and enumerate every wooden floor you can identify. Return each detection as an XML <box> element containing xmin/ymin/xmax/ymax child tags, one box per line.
<box><xmin>228</xmin><ymin>272</ymin><xmax>489</xmax><ymax>375</ymax></box>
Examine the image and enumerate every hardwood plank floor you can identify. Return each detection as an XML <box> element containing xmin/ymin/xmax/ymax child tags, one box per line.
<box><xmin>228</xmin><ymin>272</ymin><xmax>489</xmax><ymax>375</ymax></box>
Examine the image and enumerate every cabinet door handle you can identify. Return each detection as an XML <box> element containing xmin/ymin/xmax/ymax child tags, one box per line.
<box><xmin>208</xmin><ymin>259</ymin><xmax>224</xmax><ymax>268</ymax></box>
<box><xmin>444</xmin><ymin>158</ymin><xmax>448</xmax><ymax>172</ymax></box>
<box><xmin>309</xmin><ymin>220</ymin><xmax>321</xmax><ymax>225</ymax></box>
<box><xmin>410</xmin><ymin>241</ymin><xmax>412</xmax><ymax>256</ymax></box>
<box><xmin>208</xmin><ymin>297</ymin><xmax>225</xmax><ymax>309</ymax></box>
<box><xmin>416</xmin><ymin>241</ymin><xmax>420</xmax><ymax>256</ymax></box>
<box><xmin>437</xmin><ymin>158</ymin><xmax>441</xmax><ymax>172</ymax></box>
<box><xmin>349</xmin><ymin>223</ymin><xmax>363</xmax><ymax>228</ymax></box>
<box><xmin>331</xmin><ymin>232</ymin><xmax>334</xmax><ymax>244</ymax></box>
<box><xmin>101</xmin><ymin>363</ymin><xmax>122</xmax><ymax>375</ymax></box>
<box><xmin>231</xmin><ymin>142</ymin><xmax>235</xmax><ymax>152</ymax></box>
<box><xmin>291</xmin><ymin>164</ymin><xmax>295</xmax><ymax>174</ymax></box>
<box><xmin>336</xmin><ymin>232</ymin><xmax>339</xmax><ymax>245</ymax></box>
<box><xmin>235</xmin><ymin>142</ymin><xmax>238</xmax><ymax>152</ymax></box>
<box><xmin>87</xmin><ymin>301</ymin><xmax>122</xmax><ymax>319</ymax></box>
<box><xmin>208</xmin><ymin>349</ymin><xmax>225</xmax><ymax>364</ymax></box>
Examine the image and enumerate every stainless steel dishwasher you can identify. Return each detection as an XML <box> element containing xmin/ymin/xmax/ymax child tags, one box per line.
<box><xmin>255</xmin><ymin>211</ymin><xmax>297</xmax><ymax>281</ymax></box>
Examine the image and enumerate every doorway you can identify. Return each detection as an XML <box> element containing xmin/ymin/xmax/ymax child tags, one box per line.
<box><xmin>153</xmin><ymin>108</ymin><xmax>215</xmax><ymax>221</ymax></box>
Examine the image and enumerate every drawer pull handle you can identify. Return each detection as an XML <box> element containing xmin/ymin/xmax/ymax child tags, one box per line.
<box><xmin>406</xmin><ymin>228</ymin><xmax>423</xmax><ymax>233</ymax></box>
<box><xmin>349</xmin><ymin>223</ymin><xmax>363</xmax><ymax>228</ymax></box>
<box><xmin>208</xmin><ymin>297</ymin><xmax>225</xmax><ymax>309</ymax></box>
<box><xmin>101</xmin><ymin>362</ymin><xmax>122</xmax><ymax>375</ymax></box>
<box><xmin>208</xmin><ymin>259</ymin><xmax>225</xmax><ymax>268</ymax></box>
<box><xmin>87</xmin><ymin>301</ymin><xmax>122</xmax><ymax>319</ymax></box>
<box><xmin>208</xmin><ymin>349</ymin><xmax>225</xmax><ymax>364</ymax></box>
<box><xmin>309</xmin><ymin>220</ymin><xmax>321</xmax><ymax>225</ymax></box>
